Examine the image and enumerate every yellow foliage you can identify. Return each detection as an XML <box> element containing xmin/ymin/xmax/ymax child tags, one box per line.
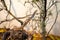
<box><xmin>32</xmin><ymin>33</ymin><xmax>42</xmax><ymax>40</ymax></box>
<box><xmin>32</xmin><ymin>33</ymin><xmax>60</xmax><ymax>40</ymax></box>
<box><xmin>0</xmin><ymin>28</ymin><xmax>6</xmax><ymax>33</ymax></box>
<box><xmin>47</xmin><ymin>35</ymin><xmax>60</xmax><ymax>40</ymax></box>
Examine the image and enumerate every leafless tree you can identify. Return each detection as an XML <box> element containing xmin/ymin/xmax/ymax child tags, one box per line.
<box><xmin>0</xmin><ymin>0</ymin><xmax>60</xmax><ymax>40</ymax></box>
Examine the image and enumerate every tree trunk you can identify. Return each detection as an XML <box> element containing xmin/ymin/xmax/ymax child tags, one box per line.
<box><xmin>40</xmin><ymin>0</ymin><xmax>47</xmax><ymax>40</ymax></box>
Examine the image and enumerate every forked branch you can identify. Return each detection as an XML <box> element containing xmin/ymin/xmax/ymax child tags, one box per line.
<box><xmin>17</xmin><ymin>10</ymin><xmax>37</xmax><ymax>30</ymax></box>
<box><xmin>1</xmin><ymin>0</ymin><xmax>23</xmax><ymax>25</ymax></box>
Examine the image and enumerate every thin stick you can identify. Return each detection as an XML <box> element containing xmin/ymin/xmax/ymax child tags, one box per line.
<box><xmin>47</xmin><ymin>0</ymin><xmax>58</xmax><ymax>35</ymax></box>
<box><xmin>1</xmin><ymin>0</ymin><xmax>23</xmax><ymax>25</ymax></box>
<box><xmin>17</xmin><ymin>10</ymin><xmax>37</xmax><ymax>30</ymax></box>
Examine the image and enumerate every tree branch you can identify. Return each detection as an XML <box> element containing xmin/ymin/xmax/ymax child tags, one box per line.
<box><xmin>47</xmin><ymin>0</ymin><xmax>59</xmax><ymax>36</ymax></box>
<box><xmin>16</xmin><ymin>10</ymin><xmax>37</xmax><ymax>30</ymax></box>
<box><xmin>47</xmin><ymin>1</ymin><xmax>60</xmax><ymax>11</ymax></box>
<box><xmin>0</xmin><ymin>14</ymin><xmax>32</xmax><ymax>24</ymax></box>
<box><xmin>1</xmin><ymin>0</ymin><xmax>23</xmax><ymax>25</ymax></box>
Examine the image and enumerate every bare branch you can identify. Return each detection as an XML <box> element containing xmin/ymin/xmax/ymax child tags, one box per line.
<box><xmin>16</xmin><ymin>10</ymin><xmax>37</xmax><ymax>30</ymax></box>
<box><xmin>1</xmin><ymin>0</ymin><xmax>23</xmax><ymax>25</ymax></box>
<box><xmin>0</xmin><ymin>14</ymin><xmax>32</xmax><ymax>24</ymax></box>
<box><xmin>47</xmin><ymin>0</ymin><xmax>59</xmax><ymax>35</ymax></box>
<box><xmin>47</xmin><ymin>1</ymin><xmax>57</xmax><ymax>11</ymax></box>
<box><xmin>6</xmin><ymin>0</ymin><xmax>11</xmax><ymax>20</ymax></box>
<box><xmin>48</xmin><ymin>0</ymin><xmax>52</xmax><ymax>8</ymax></box>
<box><xmin>47</xmin><ymin>1</ymin><xmax>60</xmax><ymax>11</ymax></box>
<box><xmin>24</xmin><ymin>1</ymin><xmax>44</xmax><ymax>12</ymax></box>
<box><xmin>33</xmin><ymin>2</ymin><xmax>44</xmax><ymax>12</ymax></box>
